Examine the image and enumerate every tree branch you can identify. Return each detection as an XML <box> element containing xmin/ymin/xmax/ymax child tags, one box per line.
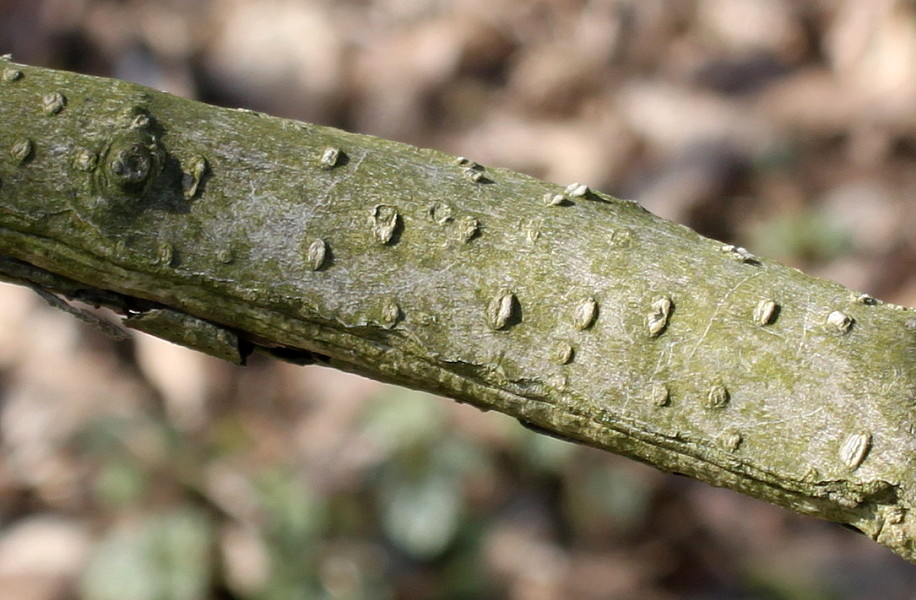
<box><xmin>1</xmin><ymin>59</ymin><xmax>913</xmax><ymax>562</ymax></box>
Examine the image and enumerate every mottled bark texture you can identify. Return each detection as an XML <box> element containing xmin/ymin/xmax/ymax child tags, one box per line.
<box><xmin>0</xmin><ymin>59</ymin><xmax>914</xmax><ymax>562</ymax></box>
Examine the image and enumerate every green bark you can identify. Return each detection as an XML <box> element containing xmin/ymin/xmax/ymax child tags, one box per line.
<box><xmin>1</xmin><ymin>58</ymin><xmax>914</xmax><ymax>562</ymax></box>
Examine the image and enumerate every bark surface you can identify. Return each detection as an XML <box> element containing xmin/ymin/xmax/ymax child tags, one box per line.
<box><xmin>0</xmin><ymin>59</ymin><xmax>914</xmax><ymax>562</ymax></box>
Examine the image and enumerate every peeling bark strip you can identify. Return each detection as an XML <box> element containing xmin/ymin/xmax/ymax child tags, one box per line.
<box><xmin>0</xmin><ymin>60</ymin><xmax>914</xmax><ymax>562</ymax></box>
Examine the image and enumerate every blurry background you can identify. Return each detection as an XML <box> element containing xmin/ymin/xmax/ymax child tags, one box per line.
<box><xmin>1</xmin><ymin>0</ymin><xmax>916</xmax><ymax>598</ymax></box>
